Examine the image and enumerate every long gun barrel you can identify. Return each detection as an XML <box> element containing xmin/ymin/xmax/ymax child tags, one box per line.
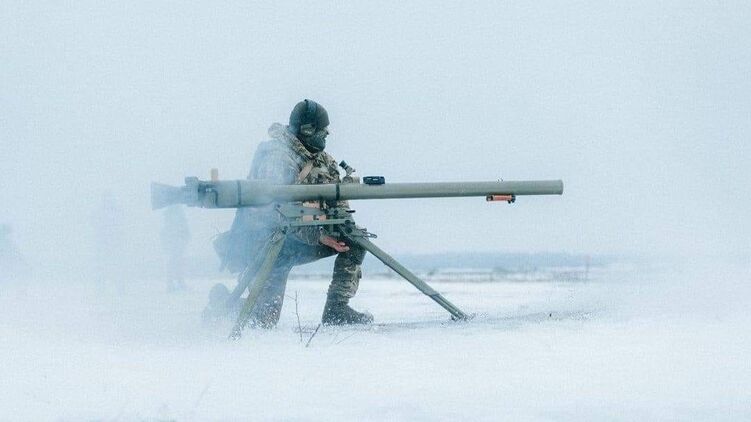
<box><xmin>151</xmin><ymin>177</ymin><xmax>564</xmax><ymax>210</ymax></box>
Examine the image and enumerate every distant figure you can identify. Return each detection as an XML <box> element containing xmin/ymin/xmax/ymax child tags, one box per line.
<box><xmin>0</xmin><ymin>224</ymin><xmax>26</xmax><ymax>281</ymax></box>
<box><xmin>160</xmin><ymin>205</ymin><xmax>191</xmax><ymax>292</ymax></box>
<box><xmin>90</xmin><ymin>191</ymin><xmax>126</xmax><ymax>287</ymax></box>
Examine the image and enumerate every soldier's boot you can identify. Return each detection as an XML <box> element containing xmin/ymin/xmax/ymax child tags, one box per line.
<box><xmin>321</xmin><ymin>296</ymin><xmax>373</xmax><ymax>326</ymax></box>
<box><xmin>323</xmin><ymin>243</ymin><xmax>370</xmax><ymax>325</ymax></box>
<box><xmin>201</xmin><ymin>283</ymin><xmax>232</xmax><ymax>323</ymax></box>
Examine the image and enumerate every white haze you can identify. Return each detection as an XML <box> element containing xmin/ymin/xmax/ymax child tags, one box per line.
<box><xmin>1</xmin><ymin>2</ymin><xmax>751</xmax><ymax>420</ymax></box>
<box><xmin>2</xmin><ymin>1</ymin><xmax>749</xmax><ymax>275</ymax></box>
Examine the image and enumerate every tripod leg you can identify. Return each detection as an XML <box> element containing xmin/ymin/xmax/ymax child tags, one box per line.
<box><xmin>347</xmin><ymin>235</ymin><xmax>469</xmax><ymax>320</ymax></box>
<box><xmin>227</xmin><ymin>230</ymin><xmax>286</xmax><ymax>308</ymax></box>
<box><xmin>228</xmin><ymin>234</ymin><xmax>286</xmax><ymax>340</ymax></box>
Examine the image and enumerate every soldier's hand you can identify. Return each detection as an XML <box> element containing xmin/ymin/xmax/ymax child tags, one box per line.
<box><xmin>319</xmin><ymin>235</ymin><xmax>350</xmax><ymax>252</ymax></box>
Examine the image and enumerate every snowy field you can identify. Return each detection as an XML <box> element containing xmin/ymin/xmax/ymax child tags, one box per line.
<box><xmin>1</xmin><ymin>263</ymin><xmax>750</xmax><ymax>421</ymax></box>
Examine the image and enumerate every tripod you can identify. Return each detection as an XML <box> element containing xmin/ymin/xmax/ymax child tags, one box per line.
<box><xmin>228</xmin><ymin>203</ymin><xmax>469</xmax><ymax>340</ymax></box>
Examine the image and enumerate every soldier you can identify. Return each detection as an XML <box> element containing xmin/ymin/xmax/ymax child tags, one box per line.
<box><xmin>160</xmin><ymin>205</ymin><xmax>191</xmax><ymax>292</ymax></box>
<box><xmin>90</xmin><ymin>192</ymin><xmax>126</xmax><ymax>287</ymax></box>
<box><xmin>0</xmin><ymin>224</ymin><xmax>26</xmax><ymax>281</ymax></box>
<box><xmin>214</xmin><ymin>99</ymin><xmax>372</xmax><ymax>327</ymax></box>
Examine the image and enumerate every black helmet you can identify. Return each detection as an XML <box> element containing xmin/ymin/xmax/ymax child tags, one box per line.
<box><xmin>289</xmin><ymin>99</ymin><xmax>329</xmax><ymax>135</ymax></box>
<box><xmin>289</xmin><ymin>99</ymin><xmax>330</xmax><ymax>153</ymax></box>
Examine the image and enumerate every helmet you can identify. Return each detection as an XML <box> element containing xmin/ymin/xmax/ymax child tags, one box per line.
<box><xmin>289</xmin><ymin>99</ymin><xmax>329</xmax><ymax>134</ymax></box>
<box><xmin>289</xmin><ymin>99</ymin><xmax>330</xmax><ymax>153</ymax></box>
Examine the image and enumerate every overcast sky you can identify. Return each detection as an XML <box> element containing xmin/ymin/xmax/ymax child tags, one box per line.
<box><xmin>2</xmin><ymin>1</ymin><xmax>749</xmax><ymax>273</ymax></box>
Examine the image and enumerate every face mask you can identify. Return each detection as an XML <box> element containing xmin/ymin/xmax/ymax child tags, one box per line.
<box><xmin>299</xmin><ymin>124</ymin><xmax>328</xmax><ymax>153</ymax></box>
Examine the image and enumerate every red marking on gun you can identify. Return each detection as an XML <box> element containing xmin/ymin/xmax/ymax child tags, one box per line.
<box><xmin>486</xmin><ymin>194</ymin><xmax>516</xmax><ymax>203</ymax></box>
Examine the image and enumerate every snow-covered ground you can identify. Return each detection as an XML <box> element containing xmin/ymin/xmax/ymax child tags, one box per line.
<box><xmin>1</xmin><ymin>263</ymin><xmax>750</xmax><ymax>420</ymax></box>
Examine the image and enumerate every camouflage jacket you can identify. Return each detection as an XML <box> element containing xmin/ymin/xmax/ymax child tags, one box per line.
<box><xmin>246</xmin><ymin>122</ymin><xmax>345</xmax><ymax>242</ymax></box>
<box><xmin>250</xmin><ymin>123</ymin><xmax>342</xmax><ymax>190</ymax></box>
<box><xmin>218</xmin><ymin>123</ymin><xmax>344</xmax><ymax>272</ymax></box>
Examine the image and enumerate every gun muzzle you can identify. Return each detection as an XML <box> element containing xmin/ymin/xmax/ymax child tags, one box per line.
<box><xmin>150</xmin><ymin>182</ymin><xmax>187</xmax><ymax>210</ymax></box>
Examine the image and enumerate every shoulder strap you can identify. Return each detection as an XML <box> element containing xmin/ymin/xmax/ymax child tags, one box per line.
<box><xmin>296</xmin><ymin>160</ymin><xmax>315</xmax><ymax>184</ymax></box>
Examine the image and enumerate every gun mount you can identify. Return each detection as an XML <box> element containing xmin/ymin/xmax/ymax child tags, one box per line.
<box><xmin>152</xmin><ymin>174</ymin><xmax>564</xmax><ymax>339</ymax></box>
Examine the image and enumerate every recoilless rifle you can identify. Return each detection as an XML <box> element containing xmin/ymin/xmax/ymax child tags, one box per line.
<box><xmin>152</xmin><ymin>164</ymin><xmax>563</xmax><ymax>339</ymax></box>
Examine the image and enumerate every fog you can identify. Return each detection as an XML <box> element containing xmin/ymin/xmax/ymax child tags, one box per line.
<box><xmin>2</xmin><ymin>3</ymin><xmax>751</xmax><ymax>419</ymax></box>
<box><xmin>2</xmin><ymin>1</ymin><xmax>749</xmax><ymax>277</ymax></box>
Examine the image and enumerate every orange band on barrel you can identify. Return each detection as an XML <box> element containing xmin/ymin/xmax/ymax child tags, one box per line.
<box><xmin>486</xmin><ymin>194</ymin><xmax>514</xmax><ymax>202</ymax></box>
